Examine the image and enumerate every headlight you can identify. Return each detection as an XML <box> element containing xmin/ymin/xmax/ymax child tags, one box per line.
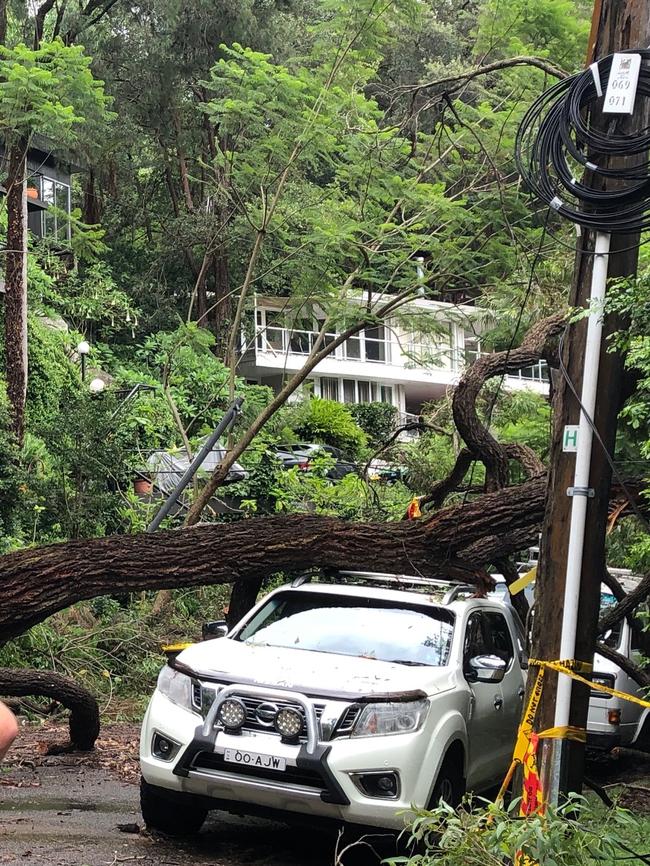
<box><xmin>351</xmin><ymin>700</ymin><xmax>429</xmax><ymax>737</ymax></box>
<box><xmin>156</xmin><ymin>666</ymin><xmax>193</xmax><ymax>711</ymax></box>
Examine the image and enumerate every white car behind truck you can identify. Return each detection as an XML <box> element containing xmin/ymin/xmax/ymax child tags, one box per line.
<box><xmin>589</xmin><ymin>572</ymin><xmax>650</xmax><ymax>753</ymax></box>
<box><xmin>491</xmin><ymin>568</ymin><xmax>650</xmax><ymax>755</ymax></box>
<box><xmin>139</xmin><ymin>573</ymin><xmax>528</xmax><ymax>835</ymax></box>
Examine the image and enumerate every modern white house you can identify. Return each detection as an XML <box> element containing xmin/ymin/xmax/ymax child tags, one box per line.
<box><xmin>238</xmin><ymin>294</ymin><xmax>549</xmax><ymax>419</ymax></box>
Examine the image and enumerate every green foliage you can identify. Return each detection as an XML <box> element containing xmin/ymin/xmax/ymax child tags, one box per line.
<box><xmin>0</xmin><ymin>378</ymin><xmax>21</xmax><ymax>548</ymax></box>
<box><xmin>475</xmin><ymin>0</ymin><xmax>590</xmax><ymax>70</ymax></box>
<box><xmin>25</xmin><ymin>316</ymin><xmax>80</xmax><ymax>433</ymax></box>
<box><xmin>291</xmin><ymin>398</ymin><xmax>367</xmax><ymax>456</ymax></box>
<box><xmin>391</xmin><ymin>795</ymin><xmax>647</xmax><ymax>866</ymax></box>
<box><xmin>0</xmin><ymin>585</ymin><xmax>231</xmax><ymax>718</ymax></box>
<box><xmin>29</xmin><ymin>386</ymin><xmax>136</xmax><ymax>540</ymax></box>
<box><xmin>0</xmin><ymin>40</ymin><xmax>109</xmax><ymax>146</ymax></box>
<box><xmin>31</xmin><ymin>262</ymin><xmax>137</xmax><ymax>336</ymax></box>
<box><xmin>349</xmin><ymin>401</ymin><xmax>398</xmax><ymax>445</ymax></box>
<box><xmin>492</xmin><ymin>390</ymin><xmax>551</xmax><ymax>460</ymax></box>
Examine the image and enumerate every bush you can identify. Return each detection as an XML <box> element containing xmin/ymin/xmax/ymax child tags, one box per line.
<box><xmin>349</xmin><ymin>401</ymin><xmax>398</xmax><ymax>445</ymax></box>
<box><xmin>292</xmin><ymin>398</ymin><xmax>367</xmax><ymax>456</ymax></box>
<box><xmin>391</xmin><ymin>795</ymin><xmax>646</xmax><ymax>866</ymax></box>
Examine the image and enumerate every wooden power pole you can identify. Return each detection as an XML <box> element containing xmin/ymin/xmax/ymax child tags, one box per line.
<box><xmin>533</xmin><ymin>0</ymin><xmax>650</xmax><ymax>798</ymax></box>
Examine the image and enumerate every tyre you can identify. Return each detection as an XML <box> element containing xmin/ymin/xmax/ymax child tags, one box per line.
<box><xmin>428</xmin><ymin>753</ymin><xmax>465</xmax><ymax>809</ymax></box>
<box><xmin>140</xmin><ymin>776</ymin><xmax>208</xmax><ymax>836</ymax></box>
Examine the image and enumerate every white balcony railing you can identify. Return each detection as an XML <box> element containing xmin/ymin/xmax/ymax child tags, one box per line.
<box><xmin>252</xmin><ymin>326</ymin><xmax>548</xmax><ymax>383</ymax></box>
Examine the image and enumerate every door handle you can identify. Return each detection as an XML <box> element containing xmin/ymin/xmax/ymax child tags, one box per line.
<box><xmin>518</xmin><ymin>687</ymin><xmax>525</xmax><ymax>700</ymax></box>
<box><xmin>494</xmin><ymin>696</ymin><xmax>503</xmax><ymax>711</ymax></box>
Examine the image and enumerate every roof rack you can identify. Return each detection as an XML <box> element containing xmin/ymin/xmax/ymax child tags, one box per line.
<box><xmin>291</xmin><ymin>570</ymin><xmax>467</xmax><ymax>593</ymax></box>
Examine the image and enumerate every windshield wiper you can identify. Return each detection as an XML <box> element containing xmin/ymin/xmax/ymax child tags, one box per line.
<box><xmin>386</xmin><ymin>659</ymin><xmax>427</xmax><ymax>666</ymax></box>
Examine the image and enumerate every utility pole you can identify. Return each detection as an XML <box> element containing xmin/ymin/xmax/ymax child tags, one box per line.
<box><xmin>533</xmin><ymin>0</ymin><xmax>650</xmax><ymax>801</ymax></box>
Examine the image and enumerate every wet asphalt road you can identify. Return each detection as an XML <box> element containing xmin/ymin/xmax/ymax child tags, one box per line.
<box><xmin>0</xmin><ymin>764</ymin><xmax>389</xmax><ymax>866</ymax></box>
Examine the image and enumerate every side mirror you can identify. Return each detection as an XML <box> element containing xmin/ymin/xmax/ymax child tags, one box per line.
<box><xmin>202</xmin><ymin>620</ymin><xmax>229</xmax><ymax>641</ymax></box>
<box><xmin>467</xmin><ymin>654</ymin><xmax>507</xmax><ymax>683</ymax></box>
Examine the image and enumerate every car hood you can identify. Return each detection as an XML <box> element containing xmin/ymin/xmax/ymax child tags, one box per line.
<box><xmin>176</xmin><ymin>639</ymin><xmax>453</xmax><ymax>699</ymax></box>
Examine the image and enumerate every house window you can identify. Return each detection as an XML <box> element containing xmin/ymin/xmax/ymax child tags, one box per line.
<box><xmin>358</xmin><ymin>381</ymin><xmax>370</xmax><ymax>403</ymax></box>
<box><xmin>316</xmin><ymin>377</ymin><xmax>394</xmax><ymax>406</ymax></box>
<box><xmin>320</xmin><ymin>377</ymin><xmax>339</xmax><ymax>401</ymax></box>
<box><xmin>463</xmin><ymin>330</ymin><xmax>481</xmax><ymax>366</ymax></box>
<box><xmin>264</xmin><ymin>310</ymin><xmax>285</xmax><ymax>352</ymax></box>
<box><xmin>345</xmin><ymin>335</ymin><xmax>361</xmax><ymax>359</ymax></box>
<box><xmin>40</xmin><ymin>177</ymin><xmax>71</xmax><ymax>240</ymax></box>
<box><xmin>343</xmin><ymin>379</ymin><xmax>356</xmax><ymax>403</ymax></box>
<box><xmin>364</xmin><ymin>325</ymin><xmax>386</xmax><ymax>362</ymax></box>
<box><xmin>315</xmin><ymin>318</ymin><xmax>337</xmax><ymax>350</ymax></box>
<box><xmin>289</xmin><ymin>317</ymin><xmax>313</xmax><ymax>355</ymax></box>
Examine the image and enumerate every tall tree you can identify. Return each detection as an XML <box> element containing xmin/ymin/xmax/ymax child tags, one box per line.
<box><xmin>0</xmin><ymin>40</ymin><xmax>108</xmax><ymax>442</ymax></box>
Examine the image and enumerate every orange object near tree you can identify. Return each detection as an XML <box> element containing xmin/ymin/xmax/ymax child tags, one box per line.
<box><xmin>406</xmin><ymin>497</ymin><xmax>421</xmax><ymax>519</ymax></box>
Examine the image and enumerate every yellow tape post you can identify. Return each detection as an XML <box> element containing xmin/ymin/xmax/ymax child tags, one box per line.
<box><xmin>495</xmin><ymin>666</ymin><xmax>545</xmax><ymax>805</ymax></box>
<box><xmin>536</xmin><ymin>725</ymin><xmax>586</xmax><ymax>743</ymax></box>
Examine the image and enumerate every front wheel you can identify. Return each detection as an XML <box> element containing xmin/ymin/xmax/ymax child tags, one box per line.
<box><xmin>140</xmin><ymin>776</ymin><xmax>208</xmax><ymax>836</ymax></box>
<box><xmin>428</xmin><ymin>755</ymin><xmax>465</xmax><ymax>809</ymax></box>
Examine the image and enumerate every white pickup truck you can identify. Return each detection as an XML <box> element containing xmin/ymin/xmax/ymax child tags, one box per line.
<box><xmin>139</xmin><ymin>572</ymin><xmax>528</xmax><ymax>835</ymax></box>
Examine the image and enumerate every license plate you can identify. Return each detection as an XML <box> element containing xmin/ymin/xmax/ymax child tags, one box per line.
<box><xmin>223</xmin><ymin>748</ymin><xmax>286</xmax><ymax>771</ymax></box>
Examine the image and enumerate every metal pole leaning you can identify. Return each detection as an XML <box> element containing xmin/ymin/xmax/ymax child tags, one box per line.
<box><xmin>146</xmin><ymin>397</ymin><xmax>244</xmax><ymax>533</ymax></box>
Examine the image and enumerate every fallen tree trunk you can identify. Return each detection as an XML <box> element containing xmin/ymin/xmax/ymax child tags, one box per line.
<box><xmin>0</xmin><ymin>668</ymin><xmax>100</xmax><ymax>750</ymax></box>
<box><xmin>0</xmin><ymin>477</ymin><xmax>546</xmax><ymax>642</ymax></box>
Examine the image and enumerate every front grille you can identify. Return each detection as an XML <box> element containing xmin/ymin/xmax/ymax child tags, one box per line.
<box><xmin>194</xmin><ymin>684</ymin><xmax>360</xmax><ymax>741</ymax></box>
<box><xmin>192</xmin><ymin>751</ymin><xmax>326</xmax><ymax>790</ymax></box>
<box><xmin>195</xmin><ymin>685</ymin><xmax>325</xmax><ymax>741</ymax></box>
<box><xmin>334</xmin><ymin>704</ymin><xmax>361</xmax><ymax>736</ymax></box>
<box><xmin>238</xmin><ymin>696</ymin><xmax>326</xmax><ymax>740</ymax></box>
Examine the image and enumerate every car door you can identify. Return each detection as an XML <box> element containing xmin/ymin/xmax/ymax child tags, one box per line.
<box><xmin>463</xmin><ymin>611</ymin><xmax>509</xmax><ymax>789</ymax></box>
<box><xmin>482</xmin><ymin>609</ymin><xmax>526</xmax><ymax>759</ymax></box>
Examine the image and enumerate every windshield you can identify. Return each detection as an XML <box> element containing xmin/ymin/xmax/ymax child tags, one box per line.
<box><xmin>236</xmin><ymin>591</ymin><xmax>454</xmax><ymax>666</ymax></box>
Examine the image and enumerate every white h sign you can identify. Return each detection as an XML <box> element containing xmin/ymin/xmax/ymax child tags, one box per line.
<box><xmin>563</xmin><ymin>425</ymin><xmax>579</xmax><ymax>452</ymax></box>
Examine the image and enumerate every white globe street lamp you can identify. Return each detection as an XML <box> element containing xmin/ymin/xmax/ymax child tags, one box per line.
<box><xmin>77</xmin><ymin>340</ymin><xmax>90</xmax><ymax>382</ymax></box>
<box><xmin>89</xmin><ymin>377</ymin><xmax>106</xmax><ymax>394</ymax></box>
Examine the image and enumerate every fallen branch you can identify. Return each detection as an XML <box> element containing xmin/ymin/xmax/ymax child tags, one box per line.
<box><xmin>0</xmin><ymin>477</ymin><xmax>546</xmax><ymax>641</ymax></box>
<box><xmin>401</xmin><ymin>56</ymin><xmax>570</xmax><ymax>100</ymax></box>
<box><xmin>0</xmin><ymin>668</ymin><xmax>100</xmax><ymax>750</ymax></box>
<box><xmin>596</xmin><ymin>642</ymin><xmax>650</xmax><ymax>689</ymax></box>
<box><xmin>599</xmin><ymin>572</ymin><xmax>650</xmax><ymax>634</ymax></box>
<box><xmin>452</xmin><ymin>313</ymin><xmax>564</xmax><ymax>490</ymax></box>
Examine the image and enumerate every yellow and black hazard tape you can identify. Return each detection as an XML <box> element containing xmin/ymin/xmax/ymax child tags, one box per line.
<box><xmin>529</xmin><ymin>657</ymin><xmax>650</xmax><ymax>709</ymax></box>
<box><xmin>495</xmin><ymin>655</ymin><xmax>649</xmax><ymax>808</ymax></box>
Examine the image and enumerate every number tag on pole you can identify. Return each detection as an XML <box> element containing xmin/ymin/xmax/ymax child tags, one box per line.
<box><xmin>603</xmin><ymin>53</ymin><xmax>641</xmax><ymax>115</ymax></box>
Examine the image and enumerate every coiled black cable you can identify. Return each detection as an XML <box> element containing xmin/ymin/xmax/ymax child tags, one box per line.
<box><xmin>515</xmin><ymin>49</ymin><xmax>650</xmax><ymax>232</ymax></box>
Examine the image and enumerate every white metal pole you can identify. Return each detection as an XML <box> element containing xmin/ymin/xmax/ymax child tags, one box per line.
<box><xmin>553</xmin><ymin>230</ymin><xmax>611</xmax><ymax>737</ymax></box>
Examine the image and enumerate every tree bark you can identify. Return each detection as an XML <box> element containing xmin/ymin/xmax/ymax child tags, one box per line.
<box><xmin>209</xmin><ymin>247</ymin><xmax>232</xmax><ymax>360</ymax></box>
<box><xmin>4</xmin><ymin>137</ymin><xmax>29</xmax><ymax>445</ymax></box>
<box><xmin>0</xmin><ymin>478</ymin><xmax>545</xmax><ymax>642</ymax></box>
<box><xmin>452</xmin><ymin>313</ymin><xmax>564</xmax><ymax>490</ymax></box>
<box><xmin>0</xmin><ymin>668</ymin><xmax>100</xmax><ymax>750</ymax></box>
<box><xmin>598</xmin><ymin>572</ymin><xmax>650</xmax><ymax>634</ymax></box>
<box><xmin>0</xmin><ymin>0</ymin><xmax>7</xmax><ymax>45</ymax></box>
<box><xmin>227</xmin><ymin>576</ymin><xmax>264</xmax><ymax>628</ymax></box>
